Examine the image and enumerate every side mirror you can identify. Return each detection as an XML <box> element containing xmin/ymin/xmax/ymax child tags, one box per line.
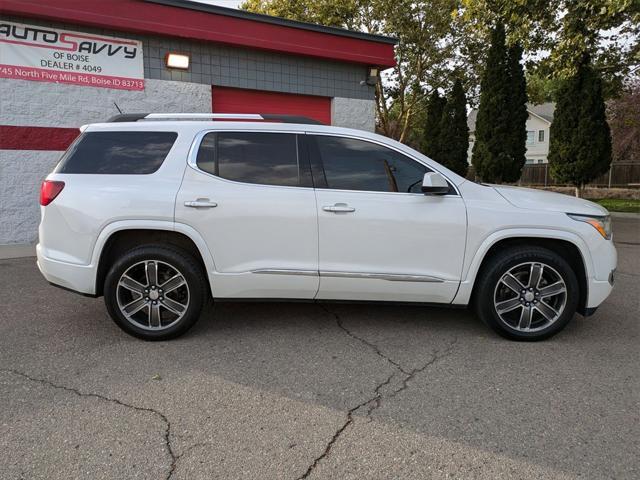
<box><xmin>421</xmin><ymin>172</ymin><xmax>450</xmax><ymax>195</ymax></box>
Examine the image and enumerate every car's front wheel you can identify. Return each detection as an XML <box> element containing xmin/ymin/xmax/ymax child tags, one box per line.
<box><xmin>104</xmin><ymin>245</ymin><xmax>207</xmax><ymax>340</ymax></box>
<box><xmin>475</xmin><ymin>246</ymin><xmax>579</xmax><ymax>341</ymax></box>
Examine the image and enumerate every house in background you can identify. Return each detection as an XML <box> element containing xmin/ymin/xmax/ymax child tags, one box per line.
<box><xmin>467</xmin><ymin>103</ymin><xmax>555</xmax><ymax>164</ymax></box>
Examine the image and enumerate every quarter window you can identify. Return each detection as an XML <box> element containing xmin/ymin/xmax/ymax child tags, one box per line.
<box><xmin>312</xmin><ymin>136</ymin><xmax>429</xmax><ymax>193</ymax></box>
<box><xmin>57</xmin><ymin>131</ymin><xmax>178</xmax><ymax>174</ymax></box>
<box><xmin>196</xmin><ymin>132</ymin><xmax>301</xmax><ymax>187</ymax></box>
<box><xmin>538</xmin><ymin>130</ymin><xmax>545</xmax><ymax>142</ymax></box>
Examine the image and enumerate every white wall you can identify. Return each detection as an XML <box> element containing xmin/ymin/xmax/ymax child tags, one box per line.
<box><xmin>525</xmin><ymin>115</ymin><xmax>550</xmax><ymax>163</ymax></box>
<box><xmin>331</xmin><ymin>97</ymin><xmax>376</xmax><ymax>132</ymax></box>
<box><xmin>1</xmin><ymin>78</ymin><xmax>212</xmax><ymax>128</ymax></box>
<box><xmin>0</xmin><ymin>78</ymin><xmax>212</xmax><ymax>245</ymax></box>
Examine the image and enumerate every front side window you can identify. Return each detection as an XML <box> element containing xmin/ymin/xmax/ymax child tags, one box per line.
<box><xmin>196</xmin><ymin>132</ymin><xmax>301</xmax><ymax>187</ymax></box>
<box><xmin>57</xmin><ymin>131</ymin><xmax>178</xmax><ymax>174</ymax></box>
<box><xmin>312</xmin><ymin>135</ymin><xmax>428</xmax><ymax>193</ymax></box>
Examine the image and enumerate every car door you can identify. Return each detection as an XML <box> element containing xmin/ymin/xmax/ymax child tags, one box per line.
<box><xmin>308</xmin><ymin>134</ymin><xmax>467</xmax><ymax>303</ymax></box>
<box><xmin>175</xmin><ymin>130</ymin><xmax>319</xmax><ymax>298</ymax></box>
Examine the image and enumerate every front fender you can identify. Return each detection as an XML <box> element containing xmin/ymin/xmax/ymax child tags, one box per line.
<box><xmin>452</xmin><ymin>227</ymin><xmax>593</xmax><ymax>306</ymax></box>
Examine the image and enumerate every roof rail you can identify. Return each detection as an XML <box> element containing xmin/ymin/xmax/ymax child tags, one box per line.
<box><xmin>106</xmin><ymin>113</ymin><xmax>323</xmax><ymax>125</ymax></box>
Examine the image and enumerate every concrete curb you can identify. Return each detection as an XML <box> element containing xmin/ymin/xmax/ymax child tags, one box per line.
<box><xmin>0</xmin><ymin>244</ymin><xmax>36</xmax><ymax>259</ymax></box>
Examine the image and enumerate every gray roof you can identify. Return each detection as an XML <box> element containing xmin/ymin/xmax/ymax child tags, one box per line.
<box><xmin>528</xmin><ymin>102</ymin><xmax>555</xmax><ymax>123</ymax></box>
<box><xmin>467</xmin><ymin>102</ymin><xmax>555</xmax><ymax>132</ymax></box>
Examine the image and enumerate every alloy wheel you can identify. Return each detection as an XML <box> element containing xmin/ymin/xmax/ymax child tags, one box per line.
<box><xmin>116</xmin><ymin>260</ymin><xmax>190</xmax><ymax>331</ymax></box>
<box><xmin>493</xmin><ymin>262</ymin><xmax>568</xmax><ymax>333</ymax></box>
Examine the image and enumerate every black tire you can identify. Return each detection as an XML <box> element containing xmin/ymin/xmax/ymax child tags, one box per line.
<box><xmin>104</xmin><ymin>245</ymin><xmax>207</xmax><ymax>340</ymax></box>
<box><xmin>474</xmin><ymin>246</ymin><xmax>579</xmax><ymax>341</ymax></box>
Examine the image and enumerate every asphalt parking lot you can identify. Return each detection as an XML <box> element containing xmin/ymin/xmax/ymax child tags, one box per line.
<box><xmin>1</xmin><ymin>216</ymin><xmax>638</xmax><ymax>480</ymax></box>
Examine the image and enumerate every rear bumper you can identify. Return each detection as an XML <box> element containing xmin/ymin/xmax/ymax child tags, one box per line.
<box><xmin>36</xmin><ymin>244</ymin><xmax>96</xmax><ymax>295</ymax></box>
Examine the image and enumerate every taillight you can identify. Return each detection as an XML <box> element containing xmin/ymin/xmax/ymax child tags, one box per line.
<box><xmin>40</xmin><ymin>180</ymin><xmax>65</xmax><ymax>206</ymax></box>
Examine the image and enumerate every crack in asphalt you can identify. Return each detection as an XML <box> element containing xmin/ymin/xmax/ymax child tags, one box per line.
<box><xmin>329</xmin><ymin>305</ymin><xmax>411</xmax><ymax>376</ymax></box>
<box><xmin>168</xmin><ymin>442</ymin><xmax>215</xmax><ymax>478</ymax></box>
<box><xmin>1</xmin><ymin>369</ymin><xmax>178</xmax><ymax>480</ymax></box>
<box><xmin>296</xmin><ymin>305</ymin><xmax>458</xmax><ymax>479</ymax></box>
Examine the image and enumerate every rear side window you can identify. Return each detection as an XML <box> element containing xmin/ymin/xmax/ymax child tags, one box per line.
<box><xmin>57</xmin><ymin>131</ymin><xmax>178</xmax><ymax>174</ymax></box>
<box><xmin>196</xmin><ymin>132</ymin><xmax>303</xmax><ymax>187</ymax></box>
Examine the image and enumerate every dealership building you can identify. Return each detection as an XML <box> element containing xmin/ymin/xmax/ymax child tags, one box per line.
<box><xmin>0</xmin><ymin>0</ymin><xmax>396</xmax><ymax>246</ymax></box>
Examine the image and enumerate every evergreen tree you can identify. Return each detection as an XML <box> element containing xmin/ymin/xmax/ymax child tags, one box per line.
<box><xmin>438</xmin><ymin>78</ymin><xmax>469</xmax><ymax>177</ymax></box>
<box><xmin>471</xmin><ymin>23</ymin><xmax>511</xmax><ymax>182</ymax></box>
<box><xmin>548</xmin><ymin>55</ymin><xmax>612</xmax><ymax>197</ymax></box>
<box><xmin>504</xmin><ymin>43</ymin><xmax>528</xmax><ymax>182</ymax></box>
<box><xmin>422</xmin><ymin>90</ymin><xmax>446</xmax><ymax>159</ymax></box>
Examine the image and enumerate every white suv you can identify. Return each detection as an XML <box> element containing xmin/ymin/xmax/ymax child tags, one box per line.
<box><xmin>37</xmin><ymin>113</ymin><xmax>616</xmax><ymax>341</ymax></box>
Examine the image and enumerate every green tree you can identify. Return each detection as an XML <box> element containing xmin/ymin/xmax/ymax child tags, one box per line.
<box><xmin>471</xmin><ymin>24</ymin><xmax>512</xmax><ymax>182</ymax></box>
<box><xmin>241</xmin><ymin>0</ymin><xmax>466</xmax><ymax>142</ymax></box>
<box><xmin>504</xmin><ymin>43</ymin><xmax>528</xmax><ymax>181</ymax></box>
<box><xmin>438</xmin><ymin>79</ymin><xmax>469</xmax><ymax>176</ymax></box>
<box><xmin>459</xmin><ymin>0</ymin><xmax>639</xmax><ymax>100</ymax></box>
<box><xmin>548</xmin><ymin>56</ymin><xmax>612</xmax><ymax>197</ymax></box>
<box><xmin>422</xmin><ymin>90</ymin><xmax>447</xmax><ymax>159</ymax></box>
<box><xmin>526</xmin><ymin>72</ymin><xmax>562</xmax><ymax>104</ymax></box>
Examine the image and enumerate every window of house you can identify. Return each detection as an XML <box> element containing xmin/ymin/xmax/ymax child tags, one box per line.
<box><xmin>538</xmin><ymin>130</ymin><xmax>545</xmax><ymax>142</ymax></box>
<box><xmin>526</xmin><ymin>131</ymin><xmax>535</xmax><ymax>145</ymax></box>
<box><xmin>312</xmin><ymin>135</ymin><xmax>431</xmax><ymax>193</ymax></box>
<box><xmin>196</xmin><ymin>132</ymin><xmax>303</xmax><ymax>187</ymax></box>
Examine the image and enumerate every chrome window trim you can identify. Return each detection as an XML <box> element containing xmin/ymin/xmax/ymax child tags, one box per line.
<box><xmin>186</xmin><ymin>129</ymin><xmax>312</xmax><ymax>191</ymax></box>
<box><xmin>187</xmin><ymin>128</ymin><xmax>462</xmax><ymax>197</ymax></box>
<box><xmin>305</xmin><ymin>131</ymin><xmax>461</xmax><ymax>197</ymax></box>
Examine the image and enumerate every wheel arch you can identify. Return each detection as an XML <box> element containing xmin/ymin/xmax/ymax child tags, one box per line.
<box><xmin>456</xmin><ymin>230</ymin><xmax>591</xmax><ymax>315</ymax></box>
<box><xmin>91</xmin><ymin>221</ymin><xmax>215</xmax><ymax>297</ymax></box>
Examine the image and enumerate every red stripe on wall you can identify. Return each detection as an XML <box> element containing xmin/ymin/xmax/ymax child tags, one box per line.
<box><xmin>0</xmin><ymin>125</ymin><xmax>79</xmax><ymax>151</ymax></box>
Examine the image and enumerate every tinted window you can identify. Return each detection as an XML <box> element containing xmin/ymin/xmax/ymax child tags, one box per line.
<box><xmin>196</xmin><ymin>132</ymin><xmax>300</xmax><ymax>187</ymax></box>
<box><xmin>57</xmin><ymin>131</ymin><xmax>177</xmax><ymax>174</ymax></box>
<box><xmin>314</xmin><ymin>136</ymin><xmax>428</xmax><ymax>193</ymax></box>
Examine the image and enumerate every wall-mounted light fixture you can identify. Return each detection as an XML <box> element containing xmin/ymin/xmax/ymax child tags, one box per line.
<box><xmin>165</xmin><ymin>52</ymin><xmax>190</xmax><ymax>70</ymax></box>
<box><xmin>365</xmin><ymin>67</ymin><xmax>379</xmax><ymax>86</ymax></box>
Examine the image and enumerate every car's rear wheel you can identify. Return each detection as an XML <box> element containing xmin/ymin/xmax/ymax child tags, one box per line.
<box><xmin>104</xmin><ymin>245</ymin><xmax>207</xmax><ymax>340</ymax></box>
<box><xmin>474</xmin><ymin>246</ymin><xmax>579</xmax><ymax>341</ymax></box>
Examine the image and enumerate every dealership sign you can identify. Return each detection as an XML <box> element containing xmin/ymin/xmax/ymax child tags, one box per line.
<box><xmin>0</xmin><ymin>21</ymin><xmax>144</xmax><ymax>90</ymax></box>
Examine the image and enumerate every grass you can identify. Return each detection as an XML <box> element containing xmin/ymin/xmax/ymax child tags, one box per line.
<box><xmin>588</xmin><ymin>198</ymin><xmax>640</xmax><ymax>213</ymax></box>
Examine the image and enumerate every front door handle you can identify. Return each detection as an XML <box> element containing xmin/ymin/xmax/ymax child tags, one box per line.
<box><xmin>184</xmin><ymin>199</ymin><xmax>218</xmax><ymax>208</ymax></box>
<box><xmin>323</xmin><ymin>203</ymin><xmax>355</xmax><ymax>213</ymax></box>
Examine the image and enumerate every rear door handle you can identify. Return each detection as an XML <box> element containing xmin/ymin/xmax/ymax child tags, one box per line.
<box><xmin>184</xmin><ymin>199</ymin><xmax>218</xmax><ymax>208</ymax></box>
<box><xmin>322</xmin><ymin>203</ymin><xmax>355</xmax><ymax>213</ymax></box>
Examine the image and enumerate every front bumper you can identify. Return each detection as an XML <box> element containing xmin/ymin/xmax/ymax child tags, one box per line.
<box><xmin>586</xmin><ymin>278</ymin><xmax>614</xmax><ymax>309</ymax></box>
<box><xmin>36</xmin><ymin>244</ymin><xmax>96</xmax><ymax>295</ymax></box>
<box><xmin>585</xmin><ymin>239</ymin><xmax>617</xmax><ymax>309</ymax></box>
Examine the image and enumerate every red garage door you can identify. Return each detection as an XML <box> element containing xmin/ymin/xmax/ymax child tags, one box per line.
<box><xmin>212</xmin><ymin>86</ymin><xmax>331</xmax><ymax>125</ymax></box>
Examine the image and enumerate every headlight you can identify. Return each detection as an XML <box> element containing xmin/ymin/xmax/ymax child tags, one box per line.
<box><xmin>568</xmin><ymin>214</ymin><xmax>612</xmax><ymax>240</ymax></box>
